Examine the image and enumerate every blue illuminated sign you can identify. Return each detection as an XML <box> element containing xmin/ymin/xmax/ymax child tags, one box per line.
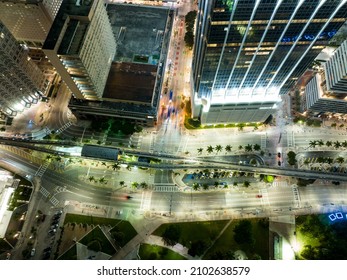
<box><xmin>281</xmin><ymin>30</ymin><xmax>337</xmax><ymax>43</ymax></box>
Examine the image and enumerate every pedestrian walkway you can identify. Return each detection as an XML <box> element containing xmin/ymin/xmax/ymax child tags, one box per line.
<box><xmin>55</xmin><ymin>121</ymin><xmax>73</xmax><ymax>134</ymax></box>
<box><xmin>261</xmin><ymin>133</ymin><xmax>267</xmax><ymax>150</ymax></box>
<box><xmin>35</xmin><ymin>161</ymin><xmax>50</xmax><ymax>177</ymax></box>
<box><xmin>39</xmin><ymin>186</ymin><xmax>50</xmax><ymax>198</ymax></box>
<box><xmin>141</xmin><ymin>235</ymin><xmax>195</xmax><ymax>260</ymax></box>
<box><xmin>49</xmin><ymin>196</ymin><xmax>60</xmax><ymax>207</ymax></box>
<box><xmin>260</xmin><ymin>188</ymin><xmax>270</xmax><ymax>206</ymax></box>
<box><xmin>153</xmin><ymin>184</ymin><xmax>178</xmax><ymax>192</ymax></box>
<box><xmin>139</xmin><ymin>191</ymin><xmax>152</xmax><ymax>211</ymax></box>
<box><xmin>292</xmin><ymin>185</ymin><xmax>301</xmax><ymax>208</ymax></box>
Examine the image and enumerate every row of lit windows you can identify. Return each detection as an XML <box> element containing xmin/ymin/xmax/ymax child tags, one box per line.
<box><xmin>207</xmin><ymin>41</ymin><xmax>313</xmax><ymax>47</ymax></box>
<box><xmin>210</xmin><ymin>18</ymin><xmax>346</xmax><ymax>26</ymax></box>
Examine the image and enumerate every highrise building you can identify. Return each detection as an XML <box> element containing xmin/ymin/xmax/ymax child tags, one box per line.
<box><xmin>192</xmin><ymin>0</ymin><xmax>347</xmax><ymax>124</ymax></box>
<box><xmin>303</xmin><ymin>40</ymin><xmax>347</xmax><ymax>114</ymax></box>
<box><xmin>0</xmin><ymin>21</ymin><xmax>47</xmax><ymax>117</ymax></box>
<box><xmin>42</xmin><ymin>0</ymin><xmax>116</xmax><ymax>100</ymax></box>
<box><xmin>0</xmin><ymin>0</ymin><xmax>52</xmax><ymax>47</ymax></box>
<box><xmin>42</xmin><ymin>0</ymin><xmax>63</xmax><ymax>21</ymax></box>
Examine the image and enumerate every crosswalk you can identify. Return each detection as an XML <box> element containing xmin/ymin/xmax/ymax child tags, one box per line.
<box><xmin>286</xmin><ymin>131</ymin><xmax>294</xmax><ymax>147</ymax></box>
<box><xmin>40</xmin><ymin>187</ymin><xmax>50</xmax><ymax>198</ymax></box>
<box><xmin>39</xmin><ymin>187</ymin><xmax>60</xmax><ymax>206</ymax></box>
<box><xmin>55</xmin><ymin>121</ymin><xmax>73</xmax><ymax>134</ymax></box>
<box><xmin>272</xmin><ymin>181</ymin><xmax>288</xmax><ymax>188</ymax></box>
<box><xmin>260</xmin><ymin>189</ymin><xmax>270</xmax><ymax>206</ymax></box>
<box><xmin>292</xmin><ymin>185</ymin><xmax>301</xmax><ymax>208</ymax></box>
<box><xmin>139</xmin><ymin>191</ymin><xmax>152</xmax><ymax>211</ymax></box>
<box><xmin>35</xmin><ymin>161</ymin><xmax>50</xmax><ymax>177</ymax></box>
<box><xmin>260</xmin><ymin>133</ymin><xmax>267</xmax><ymax>150</ymax></box>
<box><xmin>49</xmin><ymin>196</ymin><xmax>60</xmax><ymax>207</ymax></box>
<box><xmin>149</xmin><ymin>132</ymin><xmax>157</xmax><ymax>153</ymax></box>
<box><xmin>154</xmin><ymin>184</ymin><xmax>178</xmax><ymax>192</ymax></box>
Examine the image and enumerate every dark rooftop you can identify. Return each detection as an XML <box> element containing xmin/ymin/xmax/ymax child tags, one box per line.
<box><xmin>43</xmin><ymin>0</ymin><xmax>93</xmax><ymax>51</ymax></box>
<box><xmin>103</xmin><ymin>62</ymin><xmax>157</xmax><ymax>104</ymax></box>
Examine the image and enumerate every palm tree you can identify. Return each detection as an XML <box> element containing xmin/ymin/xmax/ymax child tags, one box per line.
<box><xmin>197</xmin><ymin>148</ymin><xmax>203</xmax><ymax>154</ymax></box>
<box><xmin>110</xmin><ymin>163</ymin><xmax>120</xmax><ymax>170</ymax></box>
<box><xmin>243</xmin><ymin>181</ymin><xmax>250</xmax><ymax>188</ymax></box>
<box><xmin>215</xmin><ymin>145</ymin><xmax>222</xmax><ymax>153</ymax></box>
<box><xmin>88</xmin><ymin>176</ymin><xmax>95</xmax><ymax>182</ymax></box>
<box><xmin>140</xmin><ymin>182</ymin><xmax>148</xmax><ymax>189</ymax></box>
<box><xmin>99</xmin><ymin>177</ymin><xmax>105</xmax><ymax>184</ymax></box>
<box><xmin>238</xmin><ymin>145</ymin><xmax>243</xmax><ymax>150</ymax></box>
<box><xmin>303</xmin><ymin>159</ymin><xmax>310</xmax><ymax>165</ymax></box>
<box><xmin>326</xmin><ymin>141</ymin><xmax>333</xmax><ymax>147</ymax></box>
<box><xmin>192</xmin><ymin>183</ymin><xmax>200</xmax><ymax>191</ymax></box>
<box><xmin>206</xmin><ymin>145</ymin><xmax>214</xmax><ymax>154</ymax></box>
<box><xmin>245</xmin><ymin>144</ymin><xmax>253</xmax><ymax>152</ymax></box>
<box><xmin>46</xmin><ymin>155</ymin><xmax>52</xmax><ymax>160</ymax></box>
<box><xmin>119</xmin><ymin>181</ymin><xmax>125</xmax><ymax>187</ymax></box>
<box><xmin>309</xmin><ymin>140</ymin><xmax>317</xmax><ymax>148</ymax></box>
<box><xmin>336</xmin><ymin>157</ymin><xmax>344</xmax><ymax>164</ymax></box>
<box><xmin>327</xmin><ymin>157</ymin><xmax>334</xmax><ymax>164</ymax></box>
<box><xmin>334</xmin><ymin>141</ymin><xmax>341</xmax><ymax>149</ymax></box>
<box><xmin>317</xmin><ymin>139</ymin><xmax>324</xmax><ymax>147</ymax></box>
<box><xmin>214</xmin><ymin>181</ymin><xmax>219</xmax><ymax>188</ymax></box>
<box><xmin>126</xmin><ymin>165</ymin><xmax>132</xmax><ymax>171</ymax></box>
<box><xmin>342</xmin><ymin>140</ymin><xmax>347</xmax><ymax>148</ymax></box>
<box><xmin>202</xmin><ymin>183</ymin><xmax>209</xmax><ymax>190</ymax></box>
<box><xmin>225</xmin><ymin>145</ymin><xmax>232</xmax><ymax>153</ymax></box>
<box><xmin>131</xmin><ymin>182</ymin><xmax>139</xmax><ymax>189</ymax></box>
<box><xmin>233</xmin><ymin>182</ymin><xmax>238</xmax><ymax>187</ymax></box>
<box><xmin>253</xmin><ymin>144</ymin><xmax>261</xmax><ymax>151</ymax></box>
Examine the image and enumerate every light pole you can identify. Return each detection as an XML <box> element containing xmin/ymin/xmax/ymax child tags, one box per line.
<box><xmin>80</xmin><ymin>126</ymin><xmax>87</xmax><ymax>144</ymax></box>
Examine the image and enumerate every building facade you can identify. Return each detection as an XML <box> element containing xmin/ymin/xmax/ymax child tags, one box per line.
<box><xmin>0</xmin><ymin>21</ymin><xmax>46</xmax><ymax>117</ymax></box>
<box><xmin>192</xmin><ymin>0</ymin><xmax>347</xmax><ymax>124</ymax></box>
<box><xmin>42</xmin><ymin>0</ymin><xmax>116</xmax><ymax>100</ymax></box>
<box><xmin>0</xmin><ymin>0</ymin><xmax>52</xmax><ymax>47</ymax></box>
<box><xmin>304</xmin><ymin>40</ymin><xmax>347</xmax><ymax>114</ymax></box>
<box><xmin>42</xmin><ymin>0</ymin><xmax>63</xmax><ymax>21</ymax></box>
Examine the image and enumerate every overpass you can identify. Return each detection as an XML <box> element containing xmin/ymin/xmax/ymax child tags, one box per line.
<box><xmin>1</xmin><ymin>139</ymin><xmax>347</xmax><ymax>182</ymax></box>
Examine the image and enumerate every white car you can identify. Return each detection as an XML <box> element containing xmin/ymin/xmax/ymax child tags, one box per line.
<box><xmin>31</xmin><ymin>248</ymin><xmax>36</xmax><ymax>257</ymax></box>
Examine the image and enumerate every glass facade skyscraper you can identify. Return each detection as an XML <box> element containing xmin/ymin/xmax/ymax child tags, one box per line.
<box><xmin>192</xmin><ymin>0</ymin><xmax>347</xmax><ymax>124</ymax></box>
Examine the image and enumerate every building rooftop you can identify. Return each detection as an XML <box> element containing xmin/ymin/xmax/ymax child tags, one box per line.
<box><xmin>103</xmin><ymin>3</ymin><xmax>170</xmax><ymax>105</ymax></box>
<box><xmin>103</xmin><ymin>62</ymin><xmax>157</xmax><ymax>103</ymax></box>
<box><xmin>107</xmin><ymin>3</ymin><xmax>169</xmax><ymax>63</ymax></box>
<box><xmin>43</xmin><ymin>0</ymin><xmax>93</xmax><ymax>51</ymax></box>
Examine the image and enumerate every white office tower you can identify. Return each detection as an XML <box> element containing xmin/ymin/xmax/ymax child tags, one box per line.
<box><xmin>0</xmin><ymin>0</ymin><xmax>52</xmax><ymax>47</ymax></box>
<box><xmin>0</xmin><ymin>21</ymin><xmax>47</xmax><ymax>117</ymax></box>
<box><xmin>304</xmin><ymin>40</ymin><xmax>347</xmax><ymax>114</ymax></box>
<box><xmin>42</xmin><ymin>0</ymin><xmax>117</xmax><ymax>100</ymax></box>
